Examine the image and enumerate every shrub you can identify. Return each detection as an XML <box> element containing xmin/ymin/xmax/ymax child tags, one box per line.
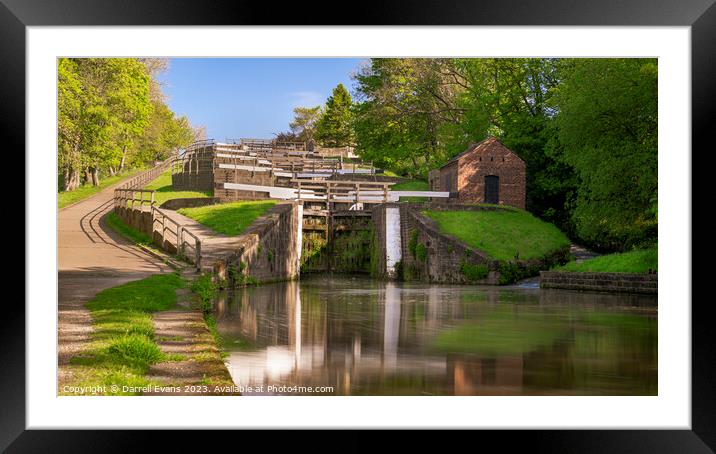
<box><xmin>460</xmin><ymin>262</ymin><xmax>489</xmax><ymax>281</ymax></box>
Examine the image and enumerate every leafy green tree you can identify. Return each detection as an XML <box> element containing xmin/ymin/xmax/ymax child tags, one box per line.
<box><xmin>551</xmin><ymin>58</ymin><xmax>658</xmax><ymax>250</ymax></box>
<box><xmin>58</xmin><ymin>57</ymin><xmax>195</xmax><ymax>191</ymax></box>
<box><xmin>132</xmin><ymin>100</ymin><xmax>193</xmax><ymax>164</ymax></box>
<box><xmin>353</xmin><ymin>58</ymin><xmax>463</xmax><ymax>177</ymax></box>
<box><xmin>315</xmin><ymin>83</ymin><xmax>355</xmax><ymax>147</ymax></box>
<box><xmin>452</xmin><ymin>58</ymin><xmax>578</xmax><ymax>232</ymax></box>
<box><xmin>58</xmin><ymin>58</ymin><xmax>85</xmax><ymax>191</ymax></box>
<box><xmin>289</xmin><ymin>106</ymin><xmax>322</xmax><ymax>142</ymax></box>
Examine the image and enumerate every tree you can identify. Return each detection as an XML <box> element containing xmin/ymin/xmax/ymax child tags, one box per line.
<box><xmin>289</xmin><ymin>106</ymin><xmax>322</xmax><ymax>142</ymax></box>
<box><xmin>132</xmin><ymin>100</ymin><xmax>194</xmax><ymax>164</ymax></box>
<box><xmin>192</xmin><ymin>125</ymin><xmax>208</xmax><ymax>142</ymax></box>
<box><xmin>453</xmin><ymin>58</ymin><xmax>577</xmax><ymax>231</ymax></box>
<box><xmin>273</xmin><ymin>131</ymin><xmax>301</xmax><ymax>143</ymax></box>
<box><xmin>353</xmin><ymin>58</ymin><xmax>463</xmax><ymax>177</ymax></box>
<box><xmin>57</xmin><ymin>58</ymin><xmax>85</xmax><ymax>191</ymax></box>
<box><xmin>315</xmin><ymin>83</ymin><xmax>354</xmax><ymax>147</ymax></box>
<box><xmin>551</xmin><ymin>58</ymin><xmax>658</xmax><ymax>250</ymax></box>
<box><xmin>58</xmin><ymin>57</ymin><xmax>192</xmax><ymax>191</ymax></box>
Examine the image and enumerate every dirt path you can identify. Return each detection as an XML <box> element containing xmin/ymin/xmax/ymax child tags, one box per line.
<box><xmin>144</xmin><ymin>285</ymin><xmax>236</xmax><ymax>395</ymax></box>
<box><xmin>58</xmin><ymin>183</ymin><xmax>172</xmax><ymax>389</ymax></box>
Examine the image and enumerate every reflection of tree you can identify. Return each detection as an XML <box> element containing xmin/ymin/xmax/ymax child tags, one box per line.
<box><xmin>569</xmin><ymin>313</ymin><xmax>657</xmax><ymax>395</ymax></box>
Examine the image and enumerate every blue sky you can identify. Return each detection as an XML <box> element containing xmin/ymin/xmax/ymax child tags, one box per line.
<box><xmin>157</xmin><ymin>58</ymin><xmax>364</xmax><ymax>140</ymax></box>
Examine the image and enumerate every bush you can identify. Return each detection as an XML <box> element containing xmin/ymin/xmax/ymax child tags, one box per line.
<box><xmin>460</xmin><ymin>262</ymin><xmax>489</xmax><ymax>281</ymax></box>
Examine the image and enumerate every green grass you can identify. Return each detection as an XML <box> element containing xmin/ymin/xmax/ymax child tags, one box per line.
<box><xmin>105</xmin><ymin>212</ymin><xmax>152</xmax><ymax>245</ymax></box>
<box><xmin>392</xmin><ymin>179</ymin><xmax>429</xmax><ymax>202</ymax></box>
<box><xmin>178</xmin><ymin>200</ymin><xmax>277</xmax><ymax>236</ymax></box>
<box><xmin>556</xmin><ymin>247</ymin><xmax>657</xmax><ymax>273</ymax></box>
<box><xmin>87</xmin><ymin>273</ymin><xmax>184</xmax><ymax>312</ymax></box>
<box><xmin>65</xmin><ymin>273</ymin><xmax>186</xmax><ymax>395</ymax></box>
<box><xmin>423</xmin><ymin>207</ymin><xmax>570</xmax><ymax>261</ymax></box>
<box><xmin>392</xmin><ymin>180</ymin><xmax>429</xmax><ymax>191</ymax></box>
<box><xmin>58</xmin><ymin>167</ymin><xmax>145</xmax><ymax>209</ymax></box>
<box><xmin>143</xmin><ymin>169</ymin><xmax>212</xmax><ymax>206</ymax></box>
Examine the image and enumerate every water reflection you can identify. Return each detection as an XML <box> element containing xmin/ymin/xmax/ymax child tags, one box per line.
<box><xmin>213</xmin><ymin>275</ymin><xmax>657</xmax><ymax>395</ymax></box>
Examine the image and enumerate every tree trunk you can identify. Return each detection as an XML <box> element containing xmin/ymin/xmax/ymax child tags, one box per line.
<box><xmin>119</xmin><ymin>145</ymin><xmax>127</xmax><ymax>172</ymax></box>
<box><xmin>63</xmin><ymin>168</ymin><xmax>80</xmax><ymax>191</ymax></box>
<box><xmin>84</xmin><ymin>168</ymin><xmax>92</xmax><ymax>185</ymax></box>
<box><xmin>61</xmin><ymin>168</ymin><xmax>69</xmax><ymax>191</ymax></box>
<box><xmin>91</xmin><ymin>167</ymin><xmax>100</xmax><ymax>186</ymax></box>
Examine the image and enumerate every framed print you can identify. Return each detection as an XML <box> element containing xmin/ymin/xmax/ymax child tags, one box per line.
<box><xmin>6</xmin><ymin>0</ymin><xmax>711</xmax><ymax>450</ymax></box>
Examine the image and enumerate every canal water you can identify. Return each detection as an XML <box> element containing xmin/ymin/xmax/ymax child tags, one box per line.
<box><xmin>212</xmin><ymin>275</ymin><xmax>657</xmax><ymax>396</ymax></box>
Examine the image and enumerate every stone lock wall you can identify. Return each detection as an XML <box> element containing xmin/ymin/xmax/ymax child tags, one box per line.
<box><xmin>371</xmin><ymin>203</ymin><xmax>500</xmax><ymax>284</ymax></box>
<box><xmin>213</xmin><ymin>167</ymin><xmax>275</xmax><ymax>202</ymax></box>
<box><xmin>171</xmin><ymin>151</ymin><xmax>215</xmax><ymax>192</ymax></box>
<box><xmin>212</xmin><ymin>202</ymin><xmax>302</xmax><ymax>284</ymax></box>
<box><xmin>399</xmin><ymin>204</ymin><xmax>499</xmax><ymax>284</ymax></box>
<box><xmin>540</xmin><ymin>271</ymin><xmax>658</xmax><ymax>294</ymax></box>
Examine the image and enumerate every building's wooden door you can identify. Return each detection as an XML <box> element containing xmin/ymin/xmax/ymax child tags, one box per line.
<box><xmin>484</xmin><ymin>175</ymin><xmax>499</xmax><ymax>204</ymax></box>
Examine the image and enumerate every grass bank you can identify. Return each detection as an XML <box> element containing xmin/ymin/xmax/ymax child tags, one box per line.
<box><xmin>143</xmin><ymin>169</ymin><xmax>212</xmax><ymax>206</ymax></box>
<box><xmin>65</xmin><ymin>273</ymin><xmax>186</xmax><ymax>395</ymax></box>
<box><xmin>178</xmin><ymin>200</ymin><xmax>277</xmax><ymax>236</ymax></box>
<box><xmin>556</xmin><ymin>247</ymin><xmax>657</xmax><ymax>273</ymax></box>
<box><xmin>392</xmin><ymin>179</ymin><xmax>429</xmax><ymax>202</ymax></box>
<box><xmin>58</xmin><ymin>167</ymin><xmax>145</xmax><ymax>209</ymax></box>
<box><xmin>423</xmin><ymin>207</ymin><xmax>570</xmax><ymax>261</ymax></box>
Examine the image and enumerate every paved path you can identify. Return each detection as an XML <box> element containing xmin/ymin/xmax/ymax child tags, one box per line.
<box><xmin>158</xmin><ymin>208</ymin><xmax>260</xmax><ymax>270</ymax></box>
<box><xmin>58</xmin><ymin>182</ymin><xmax>171</xmax><ymax>387</ymax></box>
<box><xmin>570</xmin><ymin>243</ymin><xmax>600</xmax><ymax>263</ymax></box>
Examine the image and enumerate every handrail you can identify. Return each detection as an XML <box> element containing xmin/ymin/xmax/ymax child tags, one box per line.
<box><xmin>112</xmin><ymin>156</ymin><xmax>202</xmax><ymax>271</ymax></box>
<box><xmin>117</xmin><ymin>157</ymin><xmax>175</xmax><ymax>191</ymax></box>
<box><xmin>292</xmin><ymin>179</ymin><xmax>394</xmax><ymax>204</ymax></box>
<box><xmin>151</xmin><ymin>206</ymin><xmax>202</xmax><ymax>270</ymax></box>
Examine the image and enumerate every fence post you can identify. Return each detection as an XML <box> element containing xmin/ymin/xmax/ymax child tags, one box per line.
<box><xmin>177</xmin><ymin>225</ymin><xmax>184</xmax><ymax>255</ymax></box>
<box><xmin>195</xmin><ymin>240</ymin><xmax>201</xmax><ymax>271</ymax></box>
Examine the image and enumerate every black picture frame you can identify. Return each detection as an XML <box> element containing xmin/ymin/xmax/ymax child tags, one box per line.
<box><xmin>6</xmin><ymin>0</ymin><xmax>710</xmax><ymax>450</ymax></box>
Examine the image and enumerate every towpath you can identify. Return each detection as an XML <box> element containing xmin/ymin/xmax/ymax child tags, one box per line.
<box><xmin>57</xmin><ymin>181</ymin><xmax>172</xmax><ymax>388</ymax></box>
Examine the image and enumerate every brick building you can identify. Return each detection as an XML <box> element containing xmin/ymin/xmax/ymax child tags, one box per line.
<box><xmin>429</xmin><ymin>137</ymin><xmax>526</xmax><ymax>209</ymax></box>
